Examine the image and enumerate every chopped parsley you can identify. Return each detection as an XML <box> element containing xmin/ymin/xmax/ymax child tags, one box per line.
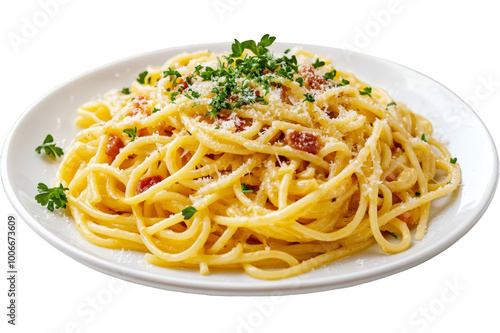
<box><xmin>170</xmin><ymin>91</ymin><xmax>179</xmax><ymax>102</ymax></box>
<box><xmin>303</xmin><ymin>93</ymin><xmax>315</xmax><ymax>103</ymax></box>
<box><xmin>241</xmin><ymin>184</ymin><xmax>254</xmax><ymax>193</ymax></box>
<box><xmin>181</xmin><ymin>206</ymin><xmax>197</xmax><ymax>220</ymax></box>
<box><xmin>360</xmin><ymin>87</ymin><xmax>372</xmax><ymax>97</ymax></box>
<box><xmin>152</xmin><ymin>108</ymin><xmax>161</xmax><ymax>113</ymax></box>
<box><xmin>163</xmin><ymin>68</ymin><xmax>181</xmax><ymax>81</ymax></box>
<box><xmin>312</xmin><ymin>58</ymin><xmax>325</xmax><ymax>69</ymax></box>
<box><xmin>421</xmin><ymin>134</ymin><xmax>427</xmax><ymax>142</ymax></box>
<box><xmin>121</xmin><ymin>87</ymin><xmax>131</xmax><ymax>94</ymax></box>
<box><xmin>338</xmin><ymin>76</ymin><xmax>350</xmax><ymax>86</ymax></box>
<box><xmin>215</xmin><ymin>125</ymin><xmax>220</xmax><ymax>129</ymax></box>
<box><xmin>35</xmin><ymin>134</ymin><xmax>64</xmax><ymax>159</ymax></box>
<box><xmin>123</xmin><ymin>127</ymin><xmax>137</xmax><ymax>141</ymax></box>
<box><xmin>387</xmin><ymin>231</ymin><xmax>399</xmax><ymax>239</ymax></box>
<box><xmin>323</xmin><ymin>70</ymin><xmax>337</xmax><ymax>80</ymax></box>
<box><xmin>387</xmin><ymin>101</ymin><xmax>397</xmax><ymax>107</ymax></box>
<box><xmin>296</xmin><ymin>77</ymin><xmax>304</xmax><ymax>87</ymax></box>
<box><xmin>35</xmin><ymin>183</ymin><xmax>69</xmax><ymax>212</ymax></box>
<box><xmin>136</xmin><ymin>71</ymin><xmax>148</xmax><ymax>84</ymax></box>
<box><xmin>450</xmin><ymin>157</ymin><xmax>457</xmax><ymax>164</ymax></box>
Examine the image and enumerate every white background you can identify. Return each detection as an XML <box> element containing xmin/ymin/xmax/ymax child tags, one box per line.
<box><xmin>1</xmin><ymin>0</ymin><xmax>499</xmax><ymax>332</ymax></box>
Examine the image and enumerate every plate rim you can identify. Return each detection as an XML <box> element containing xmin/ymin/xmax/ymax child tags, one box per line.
<box><xmin>1</xmin><ymin>42</ymin><xmax>498</xmax><ymax>295</ymax></box>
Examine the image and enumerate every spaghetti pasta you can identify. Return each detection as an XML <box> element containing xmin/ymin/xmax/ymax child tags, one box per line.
<box><xmin>56</xmin><ymin>36</ymin><xmax>460</xmax><ymax>280</ymax></box>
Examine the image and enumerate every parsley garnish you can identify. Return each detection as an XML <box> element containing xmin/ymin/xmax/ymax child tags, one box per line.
<box><xmin>136</xmin><ymin>71</ymin><xmax>148</xmax><ymax>84</ymax></box>
<box><xmin>121</xmin><ymin>87</ymin><xmax>130</xmax><ymax>94</ymax></box>
<box><xmin>35</xmin><ymin>135</ymin><xmax>64</xmax><ymax>159</ymax></box>
<box><xmin>229</xmin><ymin>34</ymin><xmax>276</xmax><ymax>57</ymax></box>
<box><xmin>337</xmin><ymin>76</ymin><xmax>350</xmax><ymax>86</ymax></box>
<box><xmin>421</xmin><ymin>134</ymin><xmax>427</xmax><ymax>142</ymax></box>
<box><xmin>152</xmin><ymin>108</ymin><xmax>161</xmax><ymax>113</ymax></box>
<box><xmin>241</xmin><ymin>184</ymin><xmax>253</xmax><ymax>193</ymax></box>
<box><xmin>35</xmin><ymin>183</ymin><xmax>69</xmax><ymax>212</ymax></box>
<box><xmin>312</xmin><ymin>58</ymin><xmax>325</xmax><ymax>69</ymax></box>
<box><xmin>387</xmin><ymin>102</ymin><xmax>397</xmax><ymax>107</ymax></box>
<box><xmin>163</xmin><ymin>68</ymin><xmax>181</xmax><ymax>79</ymax></box>
<box><xmin>181</xmin><ymin>206</ymin><xmax>197</xmax><ymax>220</ymax></box>
<box><xmin>360</xmin><ymin>87</ymin><xmax>372</xmax><ymax>97</ymax></box>
<box><xmin>296</xmin><ymin>77</ymin><xmax>304</xmax><ymax>87</ymax></box>
<box><xmin>387</xmin><ymin>231</ymin><xmax>399</xmax><ymax>239</ymax></box>
<box><xmin>323</xmin><ymin>70</ymin><xmax>337</xmax><ymax>80</ymax></box>
<box><xmin>450</xmin><ymin>157</ymin><xmax>457</xmax><ymax>164</ymax></box>
<box><xmin>303</xmin><ymin>93</ymin><xmax>315</xmax><ymax>103</ymax></box>
<box><xmin>170</xmin><ymin>91</ymin><xmax>179</xmax><ymax>102</ymax></box>
<box><xmin>192</xmin><ymin>35</ymin><xmax>299</xmax><ymax>117</ymax></box>
<box><xmin>215</xmin><ymin>125</ymin><xmax>220</xmax><ymax>129</ymax></box>
<box><xmin>123</xmin><ymin>127</ymin><xmax>137</xmax><ymax>141</ymax></box>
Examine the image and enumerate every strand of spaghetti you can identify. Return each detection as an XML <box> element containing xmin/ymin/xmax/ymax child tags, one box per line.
<box><xmin>67</xmin><ymin>164</ymin><xmax>128</xmax><ymax>194</ymax></box>
<box><xmin>243</xmin><ymin>239</ymin><xmax>375</xmax><ymax>280</ymax></box>
<box><xmin>123</xmin><ymin>143</ymin><xmax>207</xmax><ymax>204</ymax></box>
<box><xmin>87</xmin><ymin>222</ymin><xmax>144</xmax><ymax>244</ymax></box>
<box><xmin>145</xmin><ymin>192</ymin><xmax>219</xmax><ymax>235</ymax></box>
<box><xmin>242</xmin><ymin>141</ymin><xmax>330</xmax><ymax>170</ymax></box>
<box><xmin>139</xmin><ymin>212</ymin><xmax>211</xmax><ymax>262</ymax></box>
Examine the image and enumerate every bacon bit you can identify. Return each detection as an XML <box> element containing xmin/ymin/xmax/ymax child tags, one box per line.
<box><xmin>105</xmin><ymin>135</ymin><xmax>124</xmax><ymax>159</ymax></box>
<box><xmin>386</xmin><ymin>173</ymin><xmax>397</xmax><ymax>182</ymax></box>
<box><xmin>285</xmin><ymin>130</ymin><xmax>320</xmax><ymax>155</ymax></box>
<box><xmin>299</xmin><ymin>64</ymin><xmax>327</xmax><ymax>90</ymax></box>
<box><xmin>137</xmin><ymin>128</ymin><xmax>150</xmax><ymax>137</ymax></box>
<box><xmin>227</xmin><ymin>94</ymin><xmax>239</xmax><ymax>103</ymax></box>
<box><xmin>131</xmin><ymin>95</ymin><xmax>150</xmax><ymax>116</ymax></box>
<box><xmin>160</xmin><ymin>125</ymin><xmax>175</xmax><ymax>137</ymax></box>
<box><xmin>218</xmin><ymin>115</ymin><xmax>252</xmax><ymax>132</ymax></box>
<box><xmin>398</xmin><ymin>211</ymin><xmax>413</xmax><ymax>226</ymax></box>
<box><xmin>178</xmin><ymin>79</ymin><xmax>188</xmax><ymax>90</ymax></box>
<box><xmin>136</xmin><ymin>175</ymin><xmax>163</xmax><ymax>194</ymax></box>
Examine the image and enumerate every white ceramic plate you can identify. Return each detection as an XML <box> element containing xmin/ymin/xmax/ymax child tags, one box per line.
<box><xmin>1</xmin><ymin>43</ymin><xmax>498</xmax><ymax>295</ymax></box>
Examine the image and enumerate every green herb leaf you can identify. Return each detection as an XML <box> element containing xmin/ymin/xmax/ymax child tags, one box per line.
<box><xmin>121</xmin><ymin>87</ymin><xmax>131</xmax><ymax>94</ymax></box>
<box><xmin>215</xmin><ymin>125</ymin><xmax>220</xmax><ymax>129</ymax></box>
<box><xmin>387</xmin><ymin>231</ymin><xmax>399</xmax><ymax>239</ymax></box>
<box><xmin>170</xmin><ymin>91</ymin><xmax>179</xmax><ymax>102</ymax></box>
<box><xmin>387</xmin><ymin>101</ymin><xmax>397</xmax><ymax>107</ymax></box>
<box><xmin>229</xmin><ymin>34</ymin><xmax>276</xmax><ymax>57</ymax></box>
<box><xmin>123</xmin><ymin>127</ymin><xmax>137</xmax><ymax>141</ymax></box>
<box><xmin>360</xmin><ymin>87</ymin><xmax>372</xmax><ymax>97</ymax></box>
<box><xmin>450</xmin><ymin>157</ymin><xmax>457</xmax><ymax>164</ymax></box>
<box><xmin>163</xmin><ymin>68</ymin><xmax>181</xmax><ymax>79</ymax></box>
<box><xmin>339</xmin><ymin>76</ymin><xmax>350</xmax><ymax>86</ymax></box>
<box><xmin>136</xmin><ymin>71</ymin><xmax>148</xmax><ymax>84</ymax></box>
<box><xmin>323</xmin><ymin>70</ymin><xmax>337</xmax><ymax>80</ymax></box>
<box><xmin>35</xmin><ymin>134</ymin><xmax>64</xmax><ymax>159</ymax></box>
<box><xmin>35</xmin><ymin>183</ymin><xmax>69</xmax><ymax>212</ymax></box>
<box><xmin>181</xmin><ymin>206</ymin><xmax>197</xmax><ymax>220</ymax></box>
<box><xmin>152</xmin><ymin>108</ymin><xmax>161</xmax><ymax>113</ymax></box>
<box><xmin>296</xmin><ymin>77</ymin><xmax>304</xmax><ymax>87</ymax></box>
<box><xmin>303</xmin><ymin>93</ymin><xmax>315</xmax><ymax>103</ymax></box>
<box><xmin>241</xmin><ymin>184</ymin><xmax>254</xmax><ymax>193</ymax></box>
<box><xmin>312</xmin><ymin>58</ymin><xmax>325</xmax><ymax>69</ymax></box>
<box><xmin>421</xmin><ymin>134</ymin><xmax>427</xmax><ymax>142</ymax></box>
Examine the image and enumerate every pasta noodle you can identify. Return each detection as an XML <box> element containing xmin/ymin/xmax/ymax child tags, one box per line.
<box><xmin>56</xmin><ymin>39</ymin><xmax>460</xmax><ymax>280</ymax></box>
